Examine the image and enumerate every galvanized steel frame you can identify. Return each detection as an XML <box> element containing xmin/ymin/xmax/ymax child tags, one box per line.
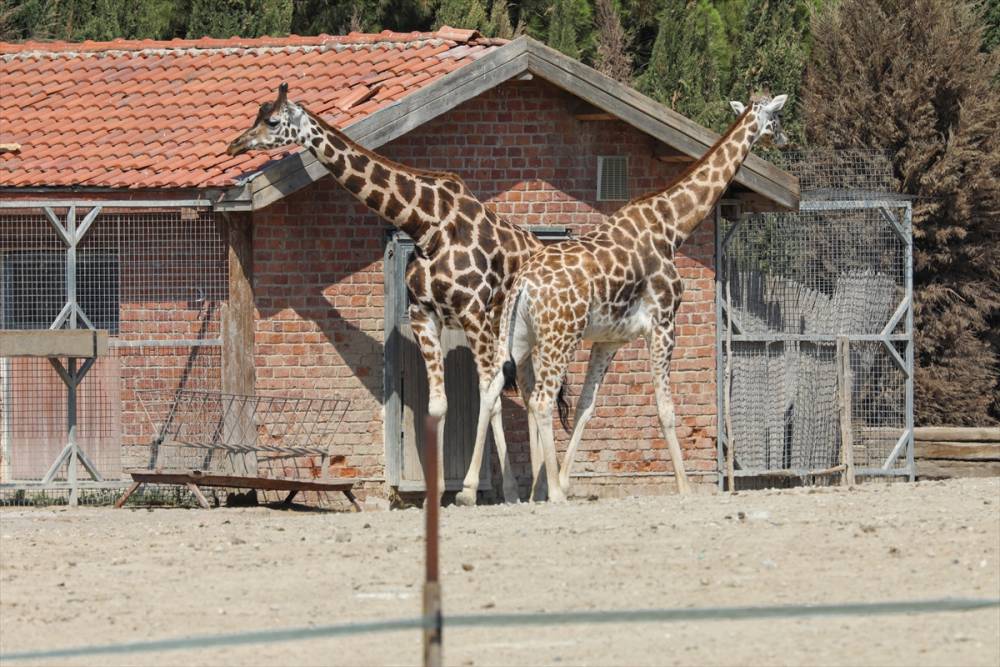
<box><xmin>715</xmin><ymin>198</ymin><xmax>914</xmax><ymax>487</ymax></box>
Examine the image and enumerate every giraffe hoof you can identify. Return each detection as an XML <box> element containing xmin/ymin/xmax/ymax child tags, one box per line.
<box><xmin>548</xmin><ymin>491</ymin><xmax>568</xmax><ymax>504</ymax></box>
<box><xmin>454</xmin><ymin>489</ymin><xmax>478</xmax><ymax>506</ymax></box>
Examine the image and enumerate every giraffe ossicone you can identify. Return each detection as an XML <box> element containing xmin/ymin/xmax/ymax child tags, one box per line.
<box><xmin>468</xmin><ymin>93</ymin><xmax>790</xmax><ymax>502</ymax></box>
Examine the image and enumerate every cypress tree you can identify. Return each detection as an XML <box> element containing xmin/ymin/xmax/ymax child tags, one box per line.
<box><xmin>803</xmin><ymin>0</ymin><xmax>1000</xmax><ymax>425</ymax></box>
<box><xmin>434</xmin><ymin>0</ymin><xmax>489</xmax><ymax>32</ymax></box>
<box><xmin>485</xmin><ymin>0</ymin><xmax>516</xmax><ymax>39</ymax></box>
<box><xmin>728</xmin><ymin>0</ymin><xmax>810</xmax><ymax>144</ymax></box>
<box><xmin>187</xmin><ymin>0</ymin><xmax>292</xmax><ymax>39</ymax></box>
<box><xmin>593</xmin><ymin>0</ymin><xmax>633</xmax><ymax>82</ymax></box>
<box><xmin>638</xmin><ymin>0</ymin><xmax>729</xmax><ymax>131</ymax></box>
<box><xmin>546</xmin><ymin>0</ymin><xmax>593</xmax><ymax>59</ymax></box>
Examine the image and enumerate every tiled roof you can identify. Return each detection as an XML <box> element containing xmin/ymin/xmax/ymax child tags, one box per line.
<box><xmin>0</xmin><ymin>28</ymin><xmax>504</xmax><ymax>190</ymax></box>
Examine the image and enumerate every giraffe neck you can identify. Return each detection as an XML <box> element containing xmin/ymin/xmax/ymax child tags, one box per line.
<box><xmin>625</xmin><ymin>111</ymin><xmax>759</xmax><ymax>248</ymax></box>
<box><xmin>294</xmin><ymin>106</ymin><xmax>459</xmax><ymax>248</ymax></box>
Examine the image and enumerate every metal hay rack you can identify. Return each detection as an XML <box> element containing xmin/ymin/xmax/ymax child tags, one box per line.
<box><xmin>123</xmin><ymin>389</ymin><xmax>357</xmax><ymax>508</ymax></box>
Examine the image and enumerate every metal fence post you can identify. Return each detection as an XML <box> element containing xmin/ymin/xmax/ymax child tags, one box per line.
<box><xmin>423</xmin><ymin>415</ymin><xmax>443</xmax><ymax>667</ymax></box>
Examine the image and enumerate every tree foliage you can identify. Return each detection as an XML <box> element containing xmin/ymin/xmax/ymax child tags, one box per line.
<box><xmin>803</xmin><ymin>0</ymin><xmax>1000</xmax><ymax>424</ymax></box>
<box><xmin>593</xmin><ymin>0</ymin><xmax>632</xmax><ymax>81</ymax></box>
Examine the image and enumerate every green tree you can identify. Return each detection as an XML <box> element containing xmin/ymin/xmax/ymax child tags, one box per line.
<box><xmin>186</xmin><ymin>0</ymin><xmax>292</xmax><ymax>38</ymax></box>
<box><xmin>803</xmin><ymin>0</ymin><xmax>1000</xmax><ymax>424</ymax></box>
<box><xmin>728</xmin><ymin>0</ymin><xmax>810</xmax><ymax>144</ymax></box>
<box><xmin>979</xmin><ymin>0</ymin><xmax>1000</xmax><ymax>51</ymax></box>
<box><xmin>485</xmin><ymin>0</ymin><xmax>516</xmax><ymax>38</ymax></box>
<box><xmin>433</xmin><ymin>0</ymin><xmax>489</xmax><ymax>31</ymax></box>
<box><xmin>546</xmin><ymin>0</ymin><xmax>593</xmax><ymax>59</ymax></box>
<box><xmin>3</xmin><ymin>0</ymin><xmax>186</xmax><ymax>41</ymax></box>
<box><xmin>638</xmin><ymin>0</ymin><xmax>730</xmax><ymax>131</ymax></box>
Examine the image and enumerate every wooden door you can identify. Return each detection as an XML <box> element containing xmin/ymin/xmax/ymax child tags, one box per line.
<box><xmin>383</xmin><ymin>234</ymin><xmax>489</xmax><ymax>492</ymax></box>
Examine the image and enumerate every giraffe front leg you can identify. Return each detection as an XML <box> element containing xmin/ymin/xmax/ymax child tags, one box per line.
<box><xmin>648</xmin><ymin>326</ymin><xmax>691</xmax><ymax>494</ymax></box>
<box><xmin>410</xmin><ymin>306</ymin><xmax>448</xmax><ymax>506</ymax></box>
<box><xmin>559</xmin><ymin>342</ymin><xmax>622</xmax><ymax>496</ymax></box>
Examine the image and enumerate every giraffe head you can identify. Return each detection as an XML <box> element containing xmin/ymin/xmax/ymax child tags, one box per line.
<box><xmin>226</xmin><ymin>83</ymin><xmax>307</xmax><ymax>156</ymax></box>
<box><xmin>729</xmin><ymin>94</ymin><xmax>788</xmax><ymax>148</ymax></box>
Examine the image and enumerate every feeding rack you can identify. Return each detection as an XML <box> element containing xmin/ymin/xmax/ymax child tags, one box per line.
<box><xmin>116</xmin><ymin>389</ymin><xmax>359</xmax><ymax>509</ymax></box>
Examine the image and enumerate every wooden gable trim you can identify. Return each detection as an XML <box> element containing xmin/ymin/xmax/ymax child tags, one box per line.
<box><xmin>220</xmin><ymin>36</ymin><xmax>798</xmax><ymax>212</ymax></box>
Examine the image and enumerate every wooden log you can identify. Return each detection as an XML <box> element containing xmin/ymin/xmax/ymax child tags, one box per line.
<box><xmin>914</xmin><ymin>441</ymin><xmax>1000</xmax><ymax>461</ymax></box>
<box><xmin>913</xmin><ymin>427</ymin><xmax>1000</xmax><ymax>442</ymax></box>
<box><xmin>916</xmin><ymin>460</ymin><xmax>1000</xmax><ymax>480</ymax></box>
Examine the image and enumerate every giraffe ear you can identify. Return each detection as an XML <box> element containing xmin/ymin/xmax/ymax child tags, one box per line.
<box><xmin>730</xmin><ymin>101</ymin><xmax>746</xmax><ymax>116</ymax></box>
<box><xmin>765</xmin><ymin>95</ymin><xmax>787</xmax><ymax>112</ymax></box>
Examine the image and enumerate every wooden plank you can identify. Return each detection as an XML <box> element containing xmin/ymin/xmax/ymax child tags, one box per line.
<box><xmin>0</xmin><ymin>330</ymin><xmax>108</xmax><ymax>358</ymax></box>
<box><xmin>915</xmin><ymin>441</ymin><xmax>1000</xmax><ymax>461</ymax></box>
<box><xmin>837</xmin><ymin>336</ymin><xmax>856</xmax><ymax>486</ymax></box>
<box><xmin>916</xmin><ymin>459</ymin><xmax>1000</xmax><ymax>480</ymax></box>
<box><xmin>914</xmin><ymin>427</ymin><xmax>1000</xmax><ymax>442</ymax></box>
<box><xmin>128</xmin><ymin>470</ymin><xmax>355</xmax><ymax>492</ymax></box>
<box><xmin>186</xmin><ymin>482</ymin><xmax>212</xmax><ymax>509</ymax></box>
<box><xmin>114</xmin><ymin>481</ymin><xmax>142</xmax><ymax>508</ymax></box>
<box><xmin>221</xmin><ymin>213</ymin><xmax>257</xmax><ymax>477</ymax></box>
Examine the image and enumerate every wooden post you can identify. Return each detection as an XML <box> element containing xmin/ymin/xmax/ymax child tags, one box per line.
<box><xmin>221</xmin><ymin>213</ymin><xmax>257</xmax><ymax>477</ymax></box>
<box><xmin>423</xmin><ymin>416</ymin><xmax>443</xmax><ymax>667</ymax></box>
<box><xmin>724</xmin><ymin>282</ymin><xmax>736</xmax><ymax>493</ymax></box>
<box><xmin>837</xmin><ymin>336</ymin><xmax>856</xmax><ymax>486</ymax></box>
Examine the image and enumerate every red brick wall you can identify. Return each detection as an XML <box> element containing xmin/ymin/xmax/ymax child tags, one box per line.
<box><xmin>252</xmin><ymin>78</ymin><xmax>718</xmax><ymax>497</ymax></box>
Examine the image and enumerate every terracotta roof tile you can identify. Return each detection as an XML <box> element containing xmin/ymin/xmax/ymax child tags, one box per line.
<box><xmin>1</xmin><ymin>29</ymin><xmax>504</xmax><ymax>189</ymax></box>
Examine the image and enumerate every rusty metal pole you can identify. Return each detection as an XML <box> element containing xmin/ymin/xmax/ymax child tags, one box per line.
<box><xmin>423</xmin><ymin>416</ymin><xmax>442</xmax><ymax>667</ymax></box>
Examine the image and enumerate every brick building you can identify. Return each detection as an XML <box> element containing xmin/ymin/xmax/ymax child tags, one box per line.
<box><xmin>0</xmin><ymin>30</ymin><xmax>798</xmax><ymax>501</ymax></box>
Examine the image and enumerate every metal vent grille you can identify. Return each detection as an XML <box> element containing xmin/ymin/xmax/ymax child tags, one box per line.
<box><xmin>597</xmin><ymin>156</ymin><xmax>629</xmax><ymax>201</ymax></box>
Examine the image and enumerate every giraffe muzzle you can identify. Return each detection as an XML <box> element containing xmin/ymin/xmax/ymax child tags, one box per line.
<box><xmin>226</xmin><ymin>137</ymin><xmax>248</xmax><ymax>156</ymax></box>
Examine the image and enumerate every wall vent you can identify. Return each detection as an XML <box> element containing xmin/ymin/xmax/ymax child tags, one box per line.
<box><xmin>597</xmin><ymin>156</ymin><xmax>628</xmax><ymax>201</ymax></box>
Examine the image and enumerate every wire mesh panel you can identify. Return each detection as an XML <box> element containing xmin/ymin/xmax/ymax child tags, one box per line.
<box><xmin>717</xmin><ymin>155</ymin><xmax>913</xmax><ymax>484</ymax></box>
<box><xmin>136</xmin><ymin>390</ymin><xmax>351</xmax><ymax>482</ymax></box>
<box><xmin>0</xmin><ymin>204</ymin><xmax>226</xmax><ymax>493</ymax></box>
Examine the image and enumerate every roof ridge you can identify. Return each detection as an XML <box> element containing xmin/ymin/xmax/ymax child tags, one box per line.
<box><xmin>0</xmin><ymin>28</ymin><xmax>487</xmax><ymax>58</ymax></box>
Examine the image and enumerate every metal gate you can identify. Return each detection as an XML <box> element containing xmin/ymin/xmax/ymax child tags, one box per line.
<box><xmin>716</xmin><ymin>192</ymin><xmax>914</xmax><ymax>485</ymax></box>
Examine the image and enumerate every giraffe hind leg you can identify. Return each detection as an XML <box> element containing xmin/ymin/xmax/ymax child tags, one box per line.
<box><xmin>409</xmin><ymin>306</ymin><xmax>448</xmax><ymax>505</ymax></box>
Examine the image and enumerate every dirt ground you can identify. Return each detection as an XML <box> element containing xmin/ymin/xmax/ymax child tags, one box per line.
<box><xmin>1</xmin><ymin>478</ymin><xmax>998</xmax><ymax>667</ymax></box>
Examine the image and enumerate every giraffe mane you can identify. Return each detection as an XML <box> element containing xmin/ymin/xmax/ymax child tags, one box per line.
<box><xmin>300</xmin><ymin>105</ymin><xmax>473</xmax><ymax>187</ymax></box>
<box><xmin>619</xmin><ymin>106</ymin><xmax>754</xmax><ymax>210</ymax></box>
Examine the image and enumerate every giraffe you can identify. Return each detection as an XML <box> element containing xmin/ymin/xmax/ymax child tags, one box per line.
<box><xmin>464</xmin><ymin>94</ymin><xmax>789</xmax><ymax>502</ymax></box>
<box><xmin>227</xmin><ymin>83</ymin><xmax>547</xmax><ymax>505</ymax></box>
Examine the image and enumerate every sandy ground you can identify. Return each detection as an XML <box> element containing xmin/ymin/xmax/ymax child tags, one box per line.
<box><xmin>1</xmin><ymin>478</ymin><xmax>998</xmax><ymax>667</ymax></box>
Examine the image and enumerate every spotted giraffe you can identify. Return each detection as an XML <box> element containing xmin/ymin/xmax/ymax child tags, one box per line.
<box><xmin>227</xmin><ymin>83</ymin><xmax>546</xmax><ymax>504</ymax></box>
<box><xmin>466</xmin><ymin>94</ymin><xmax>790</xmax><ymax>502</ymax></box>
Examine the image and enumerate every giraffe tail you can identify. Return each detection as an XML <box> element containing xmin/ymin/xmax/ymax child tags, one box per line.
<box><xmin>556</xmin><ymin>383</ymin><xmax>570</xmax><ymax>432</ymax></box>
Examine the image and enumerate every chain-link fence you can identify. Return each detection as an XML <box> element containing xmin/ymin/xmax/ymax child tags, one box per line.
<box><xmin>717</xmin><ymin>151</ymin><xmax>913</xmax><ymax>486</ymax></box>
